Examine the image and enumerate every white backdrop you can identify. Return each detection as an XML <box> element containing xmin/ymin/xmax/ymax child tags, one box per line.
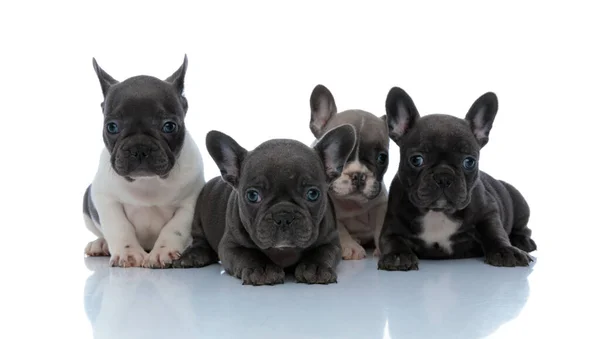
<box><xmin>0</xmin><ymin>0</ymin><xmax>598</xmax><ymax>337</ymax></box>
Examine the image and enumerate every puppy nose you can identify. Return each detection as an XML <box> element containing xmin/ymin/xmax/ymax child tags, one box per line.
<box><xmin>273</xmin><ymin>212</ymin><xmax>295</xmax><ymax>227</ymax></box>
<box><xmin>128</xmin><ymin>145</ymin><xmax>151</xmax><ymax>160</ymax></box>
<box><xmin>351</xmin><ymin>172</ymin><xmax>367</xmax><ymax>188</ymax></box>
<box><xmin>433</xmin><ymin>173</ymin><xmax>454</xmax><ymax>188</ymax></box>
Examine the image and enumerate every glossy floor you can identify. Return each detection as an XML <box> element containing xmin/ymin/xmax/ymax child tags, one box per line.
<box><xmin>6</xmin><ymin>244</ymin><xmax>592</xmax><ymax>339</ymax></box>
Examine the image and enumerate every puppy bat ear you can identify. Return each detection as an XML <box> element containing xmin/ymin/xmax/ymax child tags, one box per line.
<box><xmin>313</xmin><ymin>124</ymin><xmax>356</xmax><ymax>183</ymax></box>
<box><xmin>385</xmin><ymin>87</ymin><xmax>420</xmax><ymax>145</ymax></box>
<box><xmin>92</xmin><ymin>58</ymin><xmax>118</xmax><ymax>98</ymax></box>
<box><xmin>165</xmin><ymin>54</ymin><xmax>189</xmax><ymax>112</ymax></box>
<box><xmin>166</xmin><ymin>54</ymin><xmax>188</xmax><ymax>94</ymax></box>
<box><xmin>310</xmin><ymin>84</ymin><xmax>338</xmax><ymax>138</ymax></box>
<box><xmin>206</xmin><ymin>130</ymin><xmax>248</xmax><ymax>188</ymax></box>
<box><xmin>465</xmin><ymin>92</ymin><xmax>498</xmax><ymax>148</ymax></box>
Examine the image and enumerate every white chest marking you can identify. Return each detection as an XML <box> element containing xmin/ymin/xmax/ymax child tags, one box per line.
<box><xmin>123</xmin><ymin>204</ymin><xmax>177</xmax><ymax>250</ymax></box>
<box><xmin>419</xmin><ymin>211</ymin><xmax>461</xmax><ymax>254</ymax></box>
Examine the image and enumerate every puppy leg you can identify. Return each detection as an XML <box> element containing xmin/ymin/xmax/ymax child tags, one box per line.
<box><xmin>338</xmin><ymin>221</ymin><xmax>367</xmax><ymax>260</ymax></box>
<box><xmin>220</xmin><ymin>245</ymin><xmax>285</xmax><ymax>286</ymax></box>
<box><xmin>84</xmin><ymin>215</ymin><xmax>110</xmax><ymax>256</ymax></box>
<box><xmin>501</xmin><ymin>181</ymin><xmax>537</xmax><ymax>253</ymax></box>
<box><xmin>295</xmin><ymin>242</ymin><xmax>341</xmax><ymax>284</ymax></box>
<box><xmin>95</xmin><ymin>197</ymin><xmax>148</xmax><ymax>267</ymax></box>
<box><xmin>378</xmin><ymin>233</ymin><xmax>419</xmax><ymax>271</ymax></box>
<box><xmin>476</xmin><ymin>214</ymin><xmax>533</xmax><ymax>267</ymax></box>
<box><xmin>171</xmin><ymin>219</ymin><xmax>218</xmax><ymax>268</ymax></box>
<box><xmin>145</xmin><ymin>204</ymin><xmax>194</xmax><ymax>268</ymax></box>
<box><xmin>369</xmin><ymin>202</ymin><xmax>387</xmax><ymax>257</ymax></box>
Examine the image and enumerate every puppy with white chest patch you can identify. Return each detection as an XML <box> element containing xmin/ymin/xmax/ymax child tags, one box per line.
<box><xmin>378</xmin><ymin>87</ymin><xmax>537</xmax><ymax>271</ymax></box>
<box><xmin>82</xmin><ymin>56</ymin><xmax>205</xmax><ymax>268</ymax></box>
<box><xmin>309</xmin><ymin>85</ymin><xmax>390</xmax><ymax>260</ymax></box>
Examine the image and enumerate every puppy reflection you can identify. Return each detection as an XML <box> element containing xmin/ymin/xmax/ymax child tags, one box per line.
<box><xmin>381</xmin><ymin>260</ymin><xmax>534</xmax><ymax>339</ymax></box>
<box><xmin>83</xmin><ymin>257</ymin><xmax>201</xmax><ymax>338</ymax></box>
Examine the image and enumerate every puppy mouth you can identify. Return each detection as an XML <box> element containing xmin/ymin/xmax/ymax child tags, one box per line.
<box><xmin>330</xmin><ymin>177</ymin><xmax>382</xmax><ymax>201</ymax></box>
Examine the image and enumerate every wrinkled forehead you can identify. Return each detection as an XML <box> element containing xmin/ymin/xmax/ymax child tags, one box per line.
<box><xmin>241</xmin><ymin>141</ymin><xmax>326</xmax><ymax>186</ymax></box>
<box><xmin>104</xmin><ymin>77</ymin><xmax>182</xmax><ymax>118</ymax></box>
<box><xmin>328</xmin><ymin>110</ymin><xmax>389</xmax><ymax>151</ymax></box>
<box><xmin>406</xmin><ymin>115</ymin><xmax>479</xmax><ymax>154</ymax></box>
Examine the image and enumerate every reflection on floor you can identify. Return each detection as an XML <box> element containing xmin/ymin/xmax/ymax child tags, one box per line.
<box><xmin>83</xmin><ymin>252</ymin><xmax>534</xmax><ymax>339</ymax></box>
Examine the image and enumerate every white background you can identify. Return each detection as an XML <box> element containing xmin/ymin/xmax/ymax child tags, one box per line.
<box><xmin>1</xmin><ymin>1</ymin><xmax>598</xmax><ymax>337</ymax></box>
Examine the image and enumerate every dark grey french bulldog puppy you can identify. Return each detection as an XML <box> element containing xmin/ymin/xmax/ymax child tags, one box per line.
<box><xmin>378</xmin><ymin>87</ymin><xmax>537</xmax><ymax>271</ymax></box>
<box><xmin>173</xmin><ymin>124</ymin><xmax>357</xmax><ymax>286</ymax></box>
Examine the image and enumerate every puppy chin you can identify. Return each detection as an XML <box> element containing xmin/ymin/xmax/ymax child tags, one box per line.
<box><xmin>115</xmin><ymin>168</ymin><xmax>172</xmax><ymax>181</ymax></box>
<box><xmin>330</xmin><ymin>182</ymin><xmax>381</xmax><ymax>202</ymax></box>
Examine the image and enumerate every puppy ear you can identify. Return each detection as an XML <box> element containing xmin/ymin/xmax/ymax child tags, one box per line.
<box><xmin>385</xmin><ymin>87</ymin><xmax>420</xmax><ymax>144</ymax></box>
<box><xmin>465</xmin><ymin>92</ymin><xmax>498</xmax><ymax>148</ymax></box>
<box><xmin>92</xmin><ymin>58</ymin><xmax>118</xmax><ymax>98</ymax></box>
<box><xmin>310</xmin><ymin>84</ymin><xmax>338</xmax><ymax>137</ymax></box>
<box><xmin>313</xmin><ymin>124</ymin><xmax>356</xmax><ymax>182</ymax></box>
<box><xmin>205</xmin><ymin>130</ymin><xmax>248</xmax><ymax>188</ymax></box>
<box><xmin>166</xmin><ymin>54</ymin><xmax>188</xmax><ymax>94</ymax></box>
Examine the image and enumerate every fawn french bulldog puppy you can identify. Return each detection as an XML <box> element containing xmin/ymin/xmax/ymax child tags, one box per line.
<box><xmin>83</xmin><ymin>56</ymin><xmax>205</xmax><ymax>268</ymax></box>
<box><xmin>173</xmin><ymin>125</ymin><xmax>356</xmax><ymax>285</ymax></box>
<box><xmin>378</xmin><ymin>87</ymin><xmax>536</xmax><ymax>271</ymax></box>
<box><xmin>309</xmin><ymin>85</ymin><xmax>389</xmax><ymax>260</ymax></box>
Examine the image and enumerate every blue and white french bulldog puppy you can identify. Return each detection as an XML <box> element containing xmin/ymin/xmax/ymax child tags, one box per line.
<box><xmin>82</xmin><ymin>56</ymin><xmax>205</xmax><ymax>268</ymax></box>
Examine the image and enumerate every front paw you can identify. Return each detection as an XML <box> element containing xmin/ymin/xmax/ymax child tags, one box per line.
<box><xmin>510</xmin><ymin>234</ymin><xmax>537</xmax><ymax>253</ymax></box>
<box><xmin>109</xmin><ymin>246</ymin><xmax>147</xmax><ymax>267</ymax></box>
<box><xmin>144</xmin><ymin>246</ymin><xmax>182</xmax><ymax>268</ymax></box>
<box><xmin>341</xmin><ymin>239</ymin><xmax>367</xmax><ymax>260</ymax></box>
<box><xmin>172</xmin><ymin>247</ymin><xmax>218</xmax><ymax>268</ymax></box>
<box><xmin>85</xmin><ymin>238</ymin><xmax>110</xmax><ymax>256</ymax></box>
<box><xmin>485</xmin><ymin>246</ymin><xmax>533</xmax><ymax>267</ymax></box>
<box><xmin>378</xmin><ymin>252</ymin><xmax>419</xmax><ymax>271</ymax></box>
<box><xmin>295</xmin><ymin>262</ymin><xmax>337</xmax><ymax>284</ymax></box>
<box><xmin>240</xmin><ymin>265</ymin><xmax>285</xmax><ymax>286</ymax></box>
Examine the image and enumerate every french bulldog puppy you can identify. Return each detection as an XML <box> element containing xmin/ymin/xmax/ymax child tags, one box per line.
<box><xmin>309</xmin><ymin>85</ymin><xmax>389</xmax><ymax>260</ymax></box>
<box><xmin>378</xmin><ymin>87</ymin><xmax>536</xmax><ymax>271</ymax></box>
<box><xmin>173</xmin><ymin>125</ymin><xmax>356</xmax><ymax>286</ymax></box>
<box><xmin>83</xmin><ymin>56</ymin><xmax>205</xmax><ymax>268</ymax></box>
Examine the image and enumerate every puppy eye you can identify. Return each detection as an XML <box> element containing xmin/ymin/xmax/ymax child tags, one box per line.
<box><xmin>376</xmin><ymin>152</ymin><xmax>388</xmax><ymax>165</ymax></box>
<box><xmin>306</xmin><ymin>188</ymin><xmax>321</xmax><ymax>202</ymax></box>
<box><xmin>409</xmin><ymin>155</ymin><xmax>424</xmax><ymax>167</ymax></box>
<box><xmin>162</xmin><ymin>121</ymin><xmax>178</xmax><ymax>134</ymax></box>
<box><xmin>463</xmin><ymin>156</ymin><xmax>477</xmax><ymax>171</ymax></box>
<box><xmin>246</xmin><ymin>189</ymin><xmax>262</xmax><ymax>203</ymax></box>
<box><xmin>106</xmin><ymin>122</ymin><xmax>119</xmax><ymax>134</ymax></box>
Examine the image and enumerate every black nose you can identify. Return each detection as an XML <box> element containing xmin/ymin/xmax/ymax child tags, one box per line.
<box><xmin>433</xmin><ymin>173</ymin><xmax>454</xmax><ymax>188</ymax></box>
<box><xmin>128</xmin><ymin>145</ymin><xmax>151</xmax><ymax>161</ymax></box>
<box><xmin>273</xmin><ymin>212</ymin><xmax>295</xmax><ymax>227</ymax></box>
<box><xmin>351</xmin><ymin>172</ymin><xmax>367</xmax><ymax>189</ymax></box>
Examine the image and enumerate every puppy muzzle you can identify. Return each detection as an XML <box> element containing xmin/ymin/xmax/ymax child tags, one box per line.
<box><xmin>112</xmin><ymin>135</ymin><xmax>173</xmax><ymax>177</ymax></box>
<box><xmin>413</xmin><ymin>167</ymin><xmax>469</xmax><ymax>211</ymax></box>
<box><xmin>254</xmin><ymin>204</ymin><xmax>315</xmax><ymax>249</ymax></box>
<box><xmin>330</xmin><ymin>169</ymin><xmax>382</xmax><ymax>201</ymax></box>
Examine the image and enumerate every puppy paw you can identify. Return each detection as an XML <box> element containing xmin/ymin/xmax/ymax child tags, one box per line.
<box><xmin>109</xmin><ymin>246</ymin><xmax>147</xmax><ymax>267</ymax></box>
<box><xmin>509</xmin><ymin>234</ymin><xmax>537</xmax><ymax>253</ymax></box>
<box><xmin>144</xmin><ymin>246</ymin><xmax>182</xmax><ymax>269</ymax></box>
<box><xmin>240</xmin><ymin>265</ymin><xmax>285</xmax><ymax>286</ymax></box>
<box><xmin>171</xmin><ymin>247</ymin><xmax>218</xmax><ymax>268</ymax></box>
<box><xmin>295</xmin><ymin>262</ymin><xmax>337</xmax><ymax>284</ymax></box>
<box><xmin>85</xmin><ymin>238</ymin><xmax>110</xmax><ymax>256</ymax></box>
<box><xmin>377</xmin><ymin>252</ymin><xmax>419</xmax><ymax>271</ymax></box>
<box><xmin>341</xmin><ymin>239</ymin><xmax>367</xmax><ymax>260</ymax></box>
<box><xmin>485</xmin><ymin>246</ymin><xmax>533</xmax><ymax>267</ymax></box>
